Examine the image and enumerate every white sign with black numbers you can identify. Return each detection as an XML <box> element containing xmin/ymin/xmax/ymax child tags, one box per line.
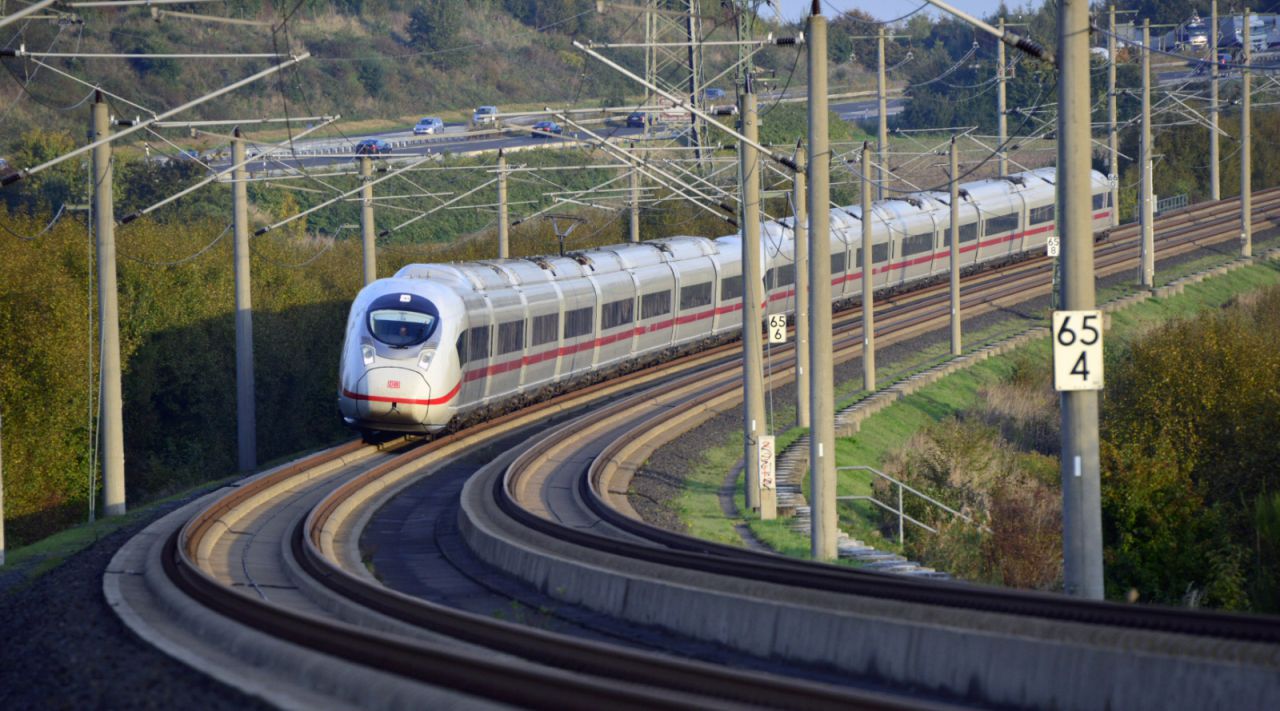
<box><xmin>759</xmin><ymin>435</ymin><xmax>776</xmax><ymax>490</ymax></box>
<box><xmin>1046</xmin><ymin>235</ymin><xmax>1060</xmax><ymax>257</ymax></box>
<box><xmin>1052</xmin><ymin>310</ymin><xmax>1104</xmax><ymax>391</ymax></box>
<box><xmin>767</xmin><ymin>314</ymin><xmax>788</xmax><ymax>344</ymax></box>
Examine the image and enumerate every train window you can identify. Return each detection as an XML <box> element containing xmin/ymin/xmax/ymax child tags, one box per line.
<box><xmin>764</xmin><ymin>268</ymin><xmax>775</xmax><ymax>290</ymax></box>
<box><xmin>776</xmin><ymin>263</ymin><xmax>795</xmax><ymax>287</ymax></box>
<box><xmin>531</xmin><ymin>313</ymin><xmax>559</xmax><ymax>346</ymax></box>
<box><xmin>901</xmin><ymin>232</ymin><xmax>934</xmax><ymax>257</ymax></box>
<box><xmin>456</xmin><ymin>333</ymin><xmax>467</xmax><ymax>364</ymax></box>
<box><xmin>601</xmin><ymin>298</ymin><xmax>634</xmax><ymax>330</ymax></box>
<box><xmin>943</xmin><ymin>223</ymin><xmax>978</xmax><ymax>246</ymax></box>
<box><xmin>641</xmin><ymin>290</ymin><xmax>672</xmax><ymax>319</ymax></box>
<box><xmin>1092</xmin><ymin>193</ymin><xmax>1106</xmax><ymax>210</ymax></box>
<box><xmin>497</xmin><ymin>320</ymin><xmax>524</xmax><ymax>355</ymax></box>
<box><xmin>831</xmin><ymin>252</ymin><xmax>847</xmax><ymax>274</ymax></box>
<box><xmin>564</xmin><ymin>307</ymin><xmax>593</xmax><ymax>339</ymax></box>
<box><xmin>856</xmin><ymin>242</ymin><xmax>890</xmax><ymax>265</ymax></box>
<box><xmin>368</xmin><ymin>308</ymin><xmax>437</xmax><ymax>348</ymax></box>
<box><xmin>680</xmin><ymin>282</ymin><xmax>712</xmax><ymax>309</ymax></box>
<box><xmin>721</xmin><ymin>275</ymin><xmax>744</xmax><ymax>300</ymax></box>
<box><xmin>1029</xmin><ymin>205</ymin><xmax>1054</xmax><ymax>225</ymax></box>
<box><xmin>983</xmin><ymin>213</ymin><xmax>1019</xmax><ymax>236</ymax></box>
<box><xmin>467</xmin><ymin>326</ymin><xmax>491</xmax><ymax>362</ymax></box>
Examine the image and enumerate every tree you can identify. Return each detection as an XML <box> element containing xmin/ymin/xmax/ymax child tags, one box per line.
<box><xmin>3</xmin><ymin>129</ymin><xmax>81</xmax><ymax>215</ymax></box>
<box><xmin>407</xmin><ymin>0</ymin><xmax>467</xmax><ymax>69</ymax></box>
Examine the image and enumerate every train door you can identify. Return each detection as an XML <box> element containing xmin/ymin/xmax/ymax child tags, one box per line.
<box><xmin>520</xmin><ymin>281</ymin><xmax>561</xmax><ymax>391</ymax></box>
<box><xmin>633</xmin><ymin>263</ymin><xmax>676</xmax><ymax>355</ymax></box>
<box><xmin>712</xmin><ymin>235</ymin><xmax>743</xmax><ymax>336</ymax></box>
<box><xmin>829</xmin><ymin>211</ymin><xmax>856</xmax><ymax>299</ymax></box>
<box><xmin>455</xmin><ymin>291</ymin><xmax>494</xmax><ymax>406</ymax></box>
<box><xmin>485</xmin><ymin>287</ymin><xmax>527</xmax><ymax>400</ymax></box>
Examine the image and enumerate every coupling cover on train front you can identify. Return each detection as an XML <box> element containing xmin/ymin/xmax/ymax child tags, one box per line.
<box><xmin>346</xmin><ymin>367</ymin><xmax>432</xmax><ymax>427</ymax></box>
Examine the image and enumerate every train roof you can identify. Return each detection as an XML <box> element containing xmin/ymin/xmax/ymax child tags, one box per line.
<box><xmin>954</xmin><ymin>169</ymin><xmax>1056</xmax><ymax>205</ymax></box>
<box><xmin>393</xmin><ymin>235</ymin><xmax>720</xmax><ymax>292</ymax></box>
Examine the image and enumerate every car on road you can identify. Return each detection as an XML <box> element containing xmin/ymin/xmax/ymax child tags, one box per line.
<box><xmin>354</xmin><ymin>138</ymin><xmax>392</xmax><ymax>156</ymax></box>
<box><xmin>702</xmin><ymin>87</ymin><xmax>726</xmax><ymax>102</ymax></box>
<box><xmin>473</xmin><ymin>105</ymin><xmax>498</xmax><ymax>125</ymax></box>
<box><xmin>626</xmin><ymin>111</ymin><xmax>650</xmax><ymax>128</ymax></box>
<box><xmin>413</xmin><ymin>117</ymin><xmax>444</xmax><ymax>135</ymax></box>
<box><xmin>532</xmin><ymin>120</ymin><xmax>563</xmax><ymax>137</ymax></box>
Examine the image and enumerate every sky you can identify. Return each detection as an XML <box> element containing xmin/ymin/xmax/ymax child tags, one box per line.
<box><xmin>769</xmin><ymin>0</ymin><xmax>1046</xmax><ymax>25</ymax></box>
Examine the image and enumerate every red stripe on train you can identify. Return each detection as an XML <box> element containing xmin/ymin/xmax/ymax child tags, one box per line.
<box><xmin>342</xmin><ymin>379</ymin><xmax>460</xmax><ymax>406</ymax></box>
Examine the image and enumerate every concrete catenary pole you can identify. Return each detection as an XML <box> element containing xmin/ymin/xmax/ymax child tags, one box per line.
<box><xmin>232</xmin><ymin>129</ymin><xmax>256</xmax><ymax>473</ymax></box>
<box><xmin>1140</xmin><ymin>19</ymin><xmax>1155</xmax><ymax>287</ymax></box>
<box><xmin>1108</xmin><ymin>5</ymin><xmax>1120</xmax><ymax>225</ymax></box>
<box><xmin>643</xmin><ymin>1</ymin><xmax>655</xmax><ymax>140</ymax></box>
<box><xmin>877</xmin><ymin>26</ymin><xmax>889</xmax><ymax>200</ymax></box>
<box><xmin>629</xmin><ymin>147</ymin><xmax>641</xmax><ymax>243</ymax></box>
<box><xmin>808</xmin><ymin>2</ymin><xmax>837</xmax><ymax>561</ymax></box>
<box><xmin>93</xmin><ymin>92</ymin><xmax>126</xmax><ymax>517</ymax></box>
<box><xmin>949</xmin><ymin>137</ymin><xmax>962</xmax><ymax>356</ymax></box>
<box><xmin>686</xmin><ymin>2</ymin><xmax>705</xmax><ymax>169</ymax></box>
<box><xmin>739</xmin><ymin>85</ymin><xmax>768</xmax><ymax>515</ymax></box>
<box><xmin>360</xmin><ymin>155</ymin><xmax>377</xmax><ymax>283</ymax></box>
<box><xmin>1210</xmin><ymin>0</ymin><xmax>1221</xmax><ymax>201</ymax></box>
<box><xmin>498</xmin><ymin>150</ymin><xmax>510</xmax><ymax>257</ymax></box>
<box><xmin>998</xmin><ymin>17</ymin><xmax>1009</xmax><ymax>177</ymax></box>
<box><xmin>1058</xmin><ymin>0</ymin><xmax>1105</xmax><ymax>600</ymax></box>
<box><xmin>1242</xmin><ymin>8</ymin><xmax>1253</xmax><ymax>258</ymax></box>
<box><xmin>793</xmin><ymin>145</ymin><xmax>810</xmax><ymax>429</ymax></box>
<box><xmin>861</xmin><ymin>142</ymin><xmax>875</xmax><ymax>392</ymax></box>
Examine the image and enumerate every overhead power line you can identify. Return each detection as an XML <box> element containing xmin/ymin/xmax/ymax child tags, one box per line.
<box><xmin>1</xmin><ymin>53</ymin><xmax>310</xmax><ymax>187</ymax></box>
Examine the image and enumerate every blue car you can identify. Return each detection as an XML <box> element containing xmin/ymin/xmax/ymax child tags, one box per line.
<box><xmin>532</xmin><ymin>120</ymin><xmax>563</xmax><ymax>137</ymax></box>
<box><xmin>354</xmin><ymin>138</ymin><xmax>392</xmax><ymax>156</ymax></box>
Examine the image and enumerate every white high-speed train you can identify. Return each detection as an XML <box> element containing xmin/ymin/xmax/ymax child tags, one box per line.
<box><xmin>338</xmin><ymin>167</ymin><xmax>1113</xmax><ymax>435</ymax></box>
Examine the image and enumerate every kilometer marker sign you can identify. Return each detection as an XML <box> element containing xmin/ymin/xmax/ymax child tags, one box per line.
<box><xmin>767</xmin><ymin>314</ymin><xmax>787</xmax><ymax>344</ymax></box>
<box><xmin>1052</xmin><ymin>310</ymin><xmax>1104</xmax><ymax>391</ymax></box>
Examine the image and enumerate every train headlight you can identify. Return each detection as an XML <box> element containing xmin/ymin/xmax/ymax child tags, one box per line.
<box><xmin>418</xmin><ymin>347</ymin><xmax>436</xmax><ymax>370</ymax></box>
<box><xmin>361</xmin><ymin>344</ymin><xmax>375</xmax><ymax>366</ymax></box>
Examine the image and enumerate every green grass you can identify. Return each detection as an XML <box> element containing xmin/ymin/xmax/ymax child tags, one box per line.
<box><xmin>673</xmin><ymin>241</ymin><xmax>1280</xmax><ymax>561</ymax></box>
<box><xmin>674</xmin><ymin>431</ymin><xmax>749</xmax><ymax>547</ymax></box>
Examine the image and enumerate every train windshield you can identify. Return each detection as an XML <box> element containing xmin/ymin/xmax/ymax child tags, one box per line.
<box><xmin>369</xmin><ymin>308</ymin><xmax>437</xmax><ymax>348</ymax></box>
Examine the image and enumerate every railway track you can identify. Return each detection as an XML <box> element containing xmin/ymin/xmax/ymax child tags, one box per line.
<box><xmin>106</xmin><ymin>191</ymin><xmax>1280</xmax><ymax>709</ymax></box>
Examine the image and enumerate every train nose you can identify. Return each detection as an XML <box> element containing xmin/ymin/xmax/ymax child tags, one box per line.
<box><xmin>350</xmin><ymin>367</ymin><xmax>431</xmax><ymax>426</ymax></box>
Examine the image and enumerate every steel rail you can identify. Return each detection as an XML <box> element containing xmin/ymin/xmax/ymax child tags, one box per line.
<box><xmin>169</xmin><ymin>346</ymin><xmax>940</xmax><ymax>707</ymax></box>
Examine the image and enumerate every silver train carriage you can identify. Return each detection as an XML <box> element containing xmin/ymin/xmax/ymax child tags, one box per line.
<box><xmin>338</xmin><ymin>167</ymin><xmax>1113</xmax><ymax>434</ymax></box>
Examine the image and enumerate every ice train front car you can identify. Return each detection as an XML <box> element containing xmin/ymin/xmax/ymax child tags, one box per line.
<box><xmin>337</xmin><ymin>279</ymin><xmax>463</xmax><ymax>435</ymax></box>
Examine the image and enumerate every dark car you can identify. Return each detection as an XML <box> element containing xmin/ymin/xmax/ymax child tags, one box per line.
<box><xmin>354</xmin><ymin>138</ymin><xmax>392</xmax><ymax>156</ymax></box>
<box><xmin>532</xmin><ymin>120</ymin><xmax>563</xmax><ymax>137</ymax></box>
<box><xmin>626</xmin><ymin>111</ymin><xmax>649</xmax><ymax>128</ymax></box>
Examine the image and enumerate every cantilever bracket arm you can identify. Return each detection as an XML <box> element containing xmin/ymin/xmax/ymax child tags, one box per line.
<box><xmin>919</xmin><ymin>0</ymin><xmax>1054</xmax><ymax>66</ymax></box>
<box><xmin>572</xmin><ymin>40</ymin><xmax>800</xmax><ymax>173</ymax></box>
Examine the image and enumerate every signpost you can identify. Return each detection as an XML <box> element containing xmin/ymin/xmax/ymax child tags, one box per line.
<box><xmin>1052</xmin><ymin>310</ymin><xmax>1104</xmax><ymax>391</ymax></box>
<box><xmin>767</xmin><ymin>314</ymin><xmax>787</xmax><ymax>344</ymax></box>
<box><xmin>759</xmin><ymin>435</ymin><xmax>776</xmax><ymax>491</ymax></box>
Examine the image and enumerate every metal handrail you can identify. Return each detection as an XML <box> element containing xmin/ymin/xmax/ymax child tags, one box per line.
<box><xmin>836</xmin><ymin>465</ymin><xmax>991</xmax><ymax>544</ymax></box>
